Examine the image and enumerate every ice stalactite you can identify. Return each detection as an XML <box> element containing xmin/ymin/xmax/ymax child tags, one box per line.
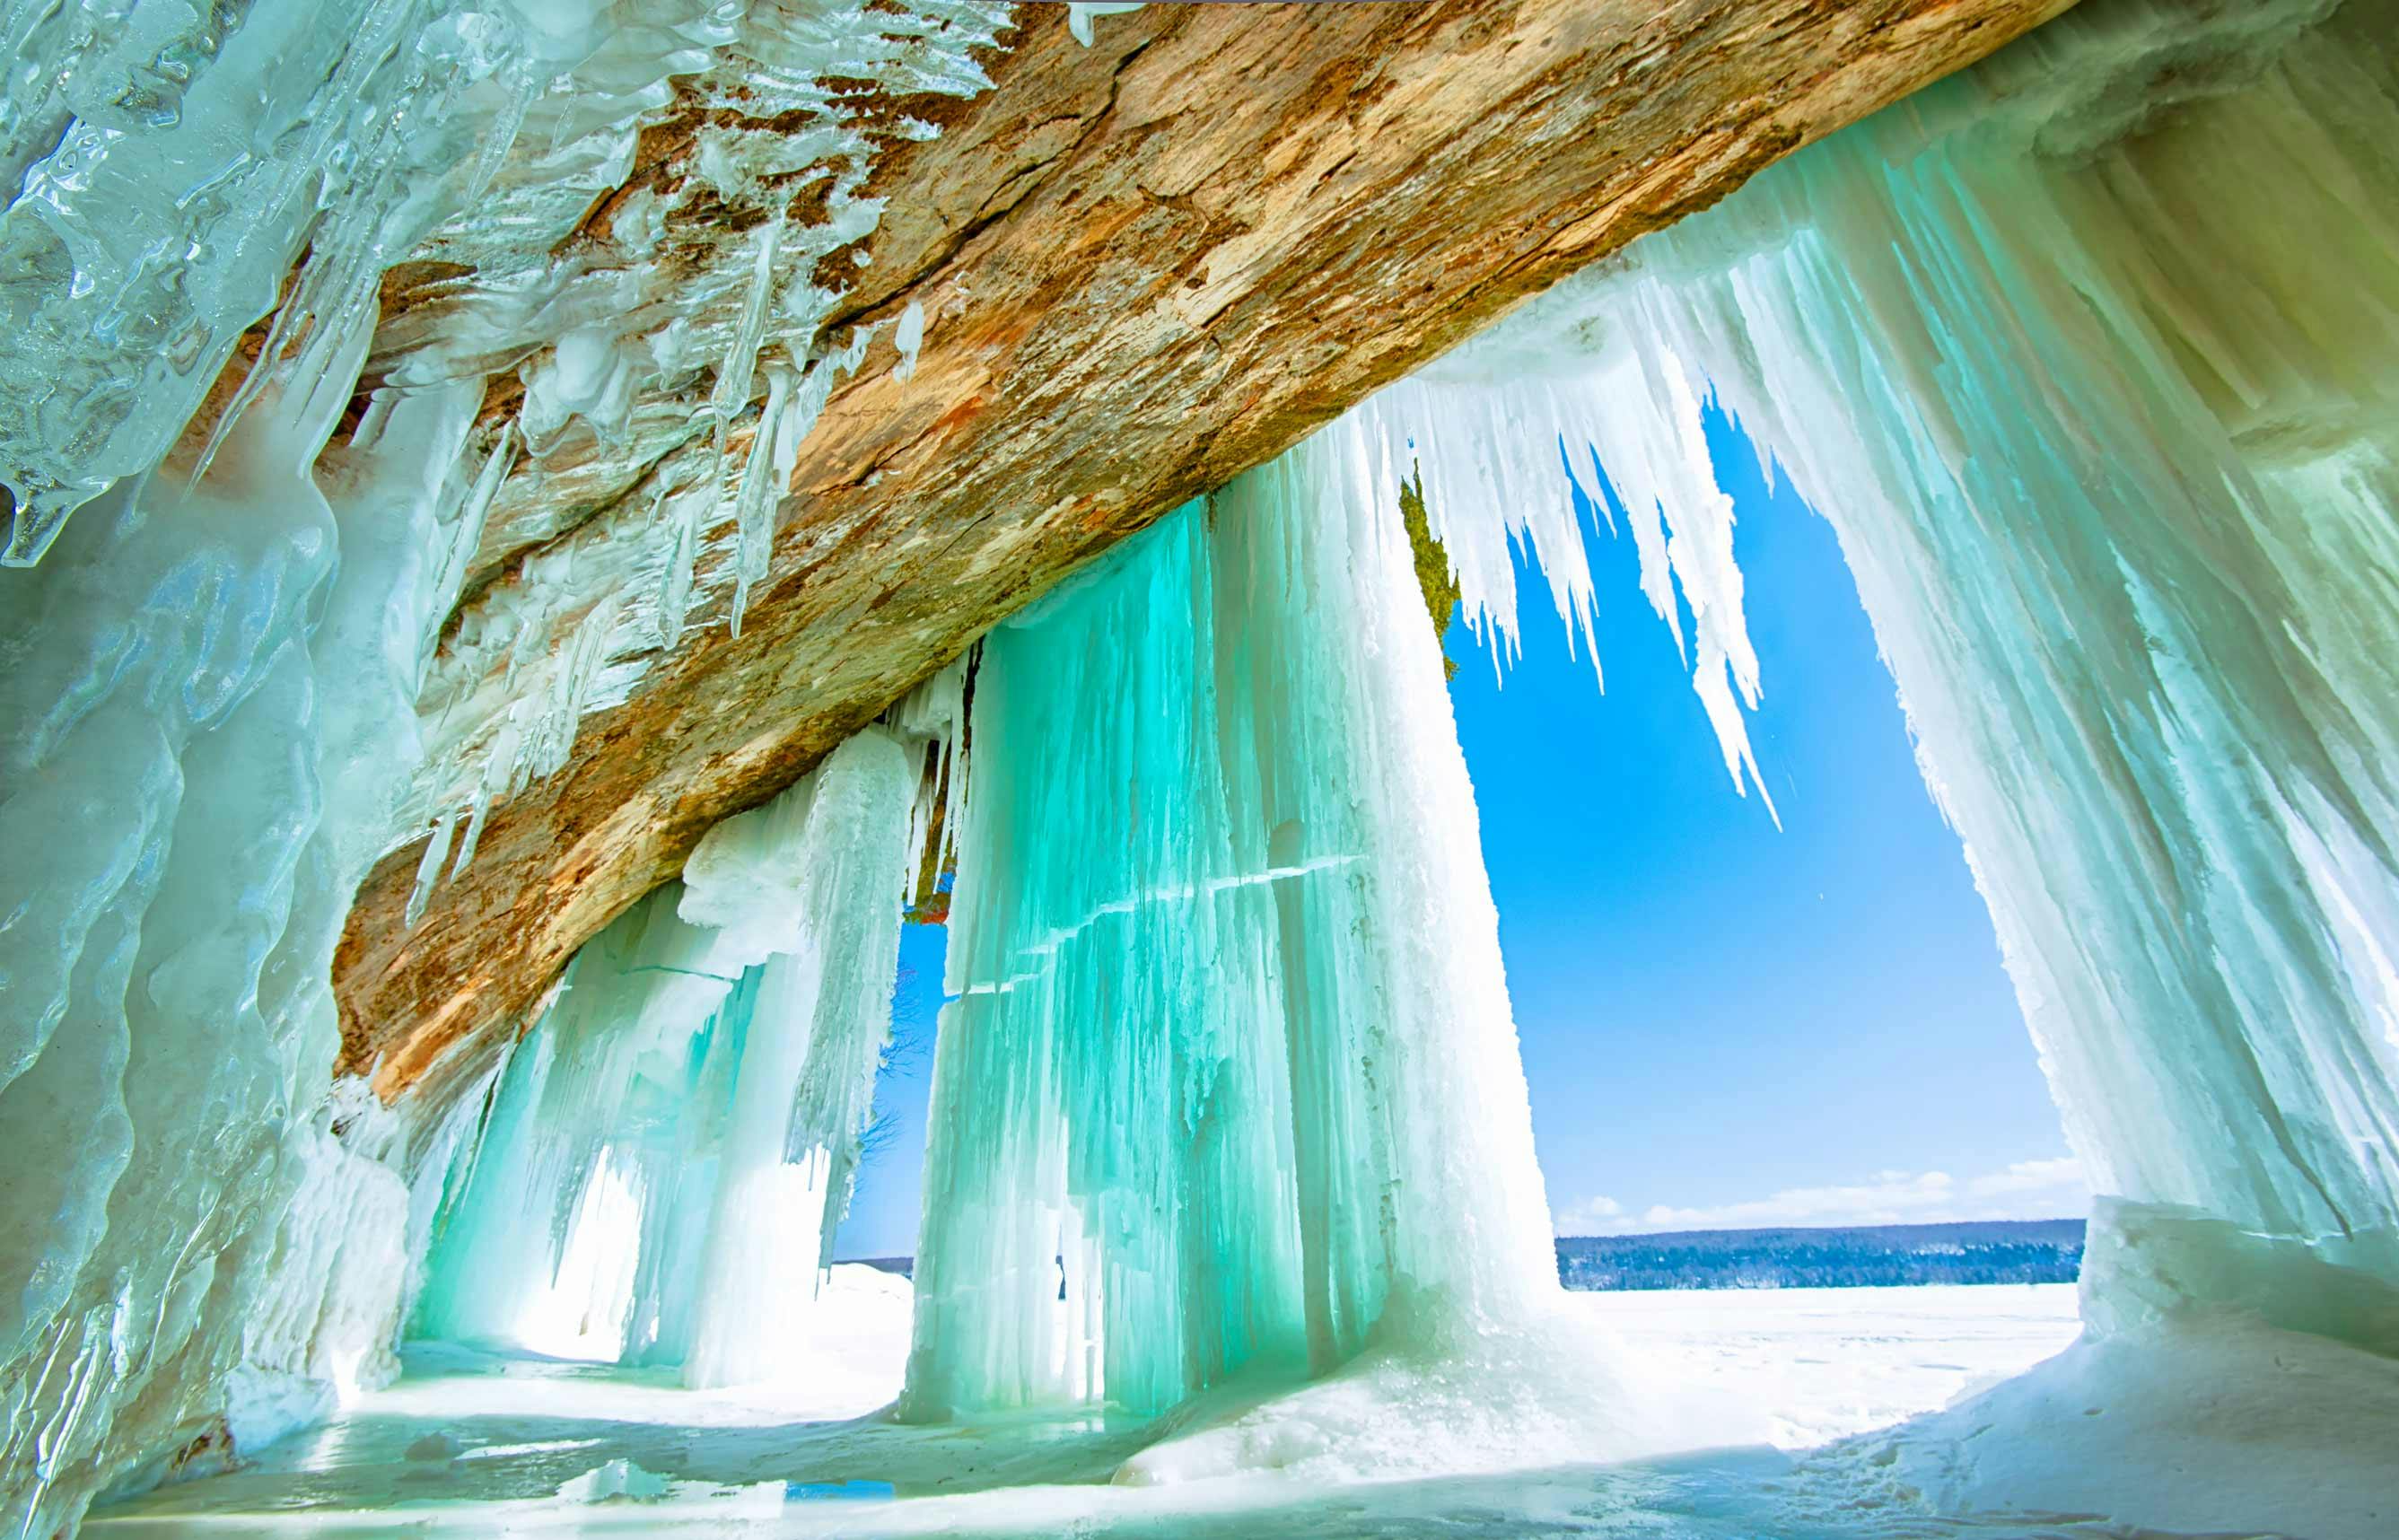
<box><xmin>1397</xmin><ymin>0</ymin><xmax>2399</xmax><ymax>1340</ymax></box>
<box><xmin>0</xmin><ymin>0</ymin><xmax>1015</xmax><ymax>903</ymax></box>
<box><xmin>386</xmin><ymin>0</ymin><xmax>1011</xmax><ymax>879</ymax></box>
<box><xmin>0</xmin><ymin>0</ymin><xmax>532</xmax><ymax>561</ymax></box>
<box><xmin>901</xmin><ymin>420</ymin><xmax>1578</xmax><ymax>1445</ymax></box>
<box><xmin>409</xmin><ymin>722</ymin><xmax>924</xmax><ymax>1386</ymax></box>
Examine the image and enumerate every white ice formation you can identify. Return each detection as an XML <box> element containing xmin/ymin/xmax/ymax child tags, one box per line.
<box><xmin>904</xmin><ymin>439</ymin><xmax>1561</xmax><ymax>1421</ymax></box>
<box><xmin>411</xmin><ymin>714</ymin><xmax>934</xmax><ymax>1387</ymax></box>
<box><xmin>0</xmin><ymin>2</ymin><xmax>1009</xmax><ymax>1530</ymax></box>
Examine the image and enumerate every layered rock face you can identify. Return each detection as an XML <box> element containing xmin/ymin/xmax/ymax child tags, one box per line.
<box><xmin>327</xmin><ymin>0</ymin><xmax>2073</xmax><ymax>1098</ymax></box>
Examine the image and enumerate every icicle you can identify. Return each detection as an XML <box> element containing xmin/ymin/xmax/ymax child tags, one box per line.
<box><xmin>893</xmin><ymin>300</ymin><xmax>926</xmax><ymax>382</ymax></box>
<box><xmin>1067</xmin><ymin>3</ymin><xmax>1143</xmax><ymax>47</ymax></box>
<box><xmin>450</xmin><ymin>787</ymin><xmax>495</xmax><ymax>882</ymax></box>
<box><xmin>421</xmin><ymin>422</ymin><xmax>521</xmax><ymax>668</ymax></box>
<box><xmin>710</xmin><ymin>214</ymin><xmax>787</xmax><ymax>474</ymax></box>
<box><xmin>405</xmin><ymin>811</ymin><xmax>460</xmax><ymax>931</ymax></box>
<box><xmin>683</xmin><ymin>731</ymin><xmax>915</xmax><ymax>1387</ymax></box>
<box><xmin>729</xmin><ymin>364</ymin><xmax>796</xmax><ymax>638</ymax></box>
<box><xmin>655</xmin><ymin>484</ymin><xmax>704</xmax><ymax>652</ymax></box>
<box><xmin>886</xmin><ymin>653</ymin><xmax>973</xmax><ymax>906</ymax></box>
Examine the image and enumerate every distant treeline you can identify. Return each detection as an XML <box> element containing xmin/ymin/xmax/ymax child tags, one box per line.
<box><xmin>847</xmin><ymin>1220</ymin><xmax>2085</xmax><ymax>1291</ymax></box>
<box><xmin>1555</xmin><ymin>1219</ymin><xmax>2084</xmax><ymax>1291</ymax></box>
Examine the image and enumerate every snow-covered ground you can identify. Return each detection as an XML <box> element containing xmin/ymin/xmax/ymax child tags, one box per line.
<box><xmin>91</xmin><ymin>1276</ymin><xmax>2393</xmax><ymax>1538</ymax></box>
<box><xmin>1580</xmin><ymin>1282</ymin><xmax>2080</xmax><ymax>1448</ymax></box>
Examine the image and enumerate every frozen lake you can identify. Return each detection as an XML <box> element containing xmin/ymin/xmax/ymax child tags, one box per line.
<box><xmin>91</xmin><ymin>1277</ymin><xmax>2103</xmax><ymax>1537</ymax></box>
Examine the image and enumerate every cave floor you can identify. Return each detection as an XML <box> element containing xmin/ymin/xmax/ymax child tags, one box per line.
<box><xmin>90</xmin><ymin>1283</ymin><xmax>2136</xmax><ymax>1538</ymax></box>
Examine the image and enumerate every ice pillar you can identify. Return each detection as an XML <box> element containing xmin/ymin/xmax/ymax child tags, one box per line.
<box><xmin>1410</xmin><ymin>0</ymin><xmax>2399</xmax><ymax>1341</ymax></box>
<box><xmin>902</xmin><ymin>426</ymin><xmax>1557</xmax><ymax>1420</ymax></box>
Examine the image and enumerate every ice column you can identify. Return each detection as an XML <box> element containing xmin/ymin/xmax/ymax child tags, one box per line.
<box><xmin>903</xmin><ymin>424</ymin><xmax>1557</xmax><ymax>1419</ymax></box>
<box><xmin>903</xmin><ymin>512</ymin><xmax>1309</xmax><ymax>1418</ymax></box>
<box><xmin>1422</xmin><ymin>0</ymin><xmax>2399</xmax><ymax>1341</ymax></box>
<box><xmin>410</xmin><ymin>727</ymin><xmax>921</xmax><ymax>1382</ymax></box>
<box><xmin>681</xmin><ymin>729</ymin><xmax>916</xmax><ymax>1388</ymax></box>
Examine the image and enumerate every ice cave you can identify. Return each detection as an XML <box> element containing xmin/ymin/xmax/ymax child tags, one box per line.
<box><xmin>3</xmin><ymin>0</ymin><xmax>2397</xmax><ymax>1536</ymax></box>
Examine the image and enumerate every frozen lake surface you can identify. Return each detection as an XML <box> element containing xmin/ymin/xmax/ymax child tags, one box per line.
<box><xmin>89</xmin><ymin>1276</ymin><xmax>2122</xmax><ymax>1537</ymax></box>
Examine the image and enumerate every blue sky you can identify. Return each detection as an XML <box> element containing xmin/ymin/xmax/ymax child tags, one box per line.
<box><xmin>838</xmin><ymin>407</ymin><xmax>2082</xmax><ymax>1258</ymax></box>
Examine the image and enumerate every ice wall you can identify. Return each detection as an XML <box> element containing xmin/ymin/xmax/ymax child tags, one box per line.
<box><xmin>410</xmin><ymin>724</ymin><xmax>923</xmax><ymax>1385</ymax></box>
<box><xmin>0</xmin><ymin>298</ymin><xmax>462</xmax><ymax>1528</ymax></box>
<box><xmin>0</xmin><ymin>2</ymin><xmax>1010</xmax><ymax>1525</ymax></box>
<box><xmin>902</xmin><ymin>421</ymin><xmax>1559</xmax><ymax>1420</ymax></box>
<box><xmin>1389</xmin><ymin>0</ymin><xmax>2399</xmax><ymax>1338</ymax></box>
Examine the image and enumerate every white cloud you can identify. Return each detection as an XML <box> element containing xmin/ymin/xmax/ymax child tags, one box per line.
<box><xmin>1552</xmin><ymin>1156</ymin><xmax>2088</xmax><ymax>1237</ymax></box>
<box><xmin>1551</xmin><ymin>1194</ymin><xmax>1624</xmax><ymax>1233</ymax></box>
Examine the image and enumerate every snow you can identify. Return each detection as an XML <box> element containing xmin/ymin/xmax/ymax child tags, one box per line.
<box><xmin>1838</xmin><ymin>1312</ymin><xmax>2399</xmax><ymax>1539</ymax></box>
<box><xmin>86</xmin><ymin>1282</ymin><xmax>2100</xmax><ymax>1536</ymax></box>
<box><xmin>1590</xmin><ymin>1283</ymin><xmax>2082</xmax><ymax>1450</ymax></box>
<box><xmin>96</xmin><ymin>1281</ymin><xmax>2399</xmax><ymax>1537</ymax></box>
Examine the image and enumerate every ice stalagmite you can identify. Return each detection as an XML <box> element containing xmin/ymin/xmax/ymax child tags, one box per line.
<box><xmin>1387</xmin><ymin>0</ymin><xmax>2399</xmax><ymax>1339</ymax></box>
<box><xmin>903</xmin><ymin>424</ymin><xmax>1563</xmax><ymax>1434</ymax></box>
<box><xmin>410</xmin><ymin>727</ymin><xmax>922</xmax><ymax>1385</ymax></box>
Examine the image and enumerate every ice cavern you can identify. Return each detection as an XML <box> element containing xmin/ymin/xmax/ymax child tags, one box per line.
<box><xmin>3</xmin><ymin>0</ymin><xmax>2396</xmax><ymax>1536</ymax></box>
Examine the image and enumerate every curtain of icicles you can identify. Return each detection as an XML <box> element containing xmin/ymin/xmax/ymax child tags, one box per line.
<box><xmin>0</xmin><ymin>327</ymin><xmax>468</xmax><ymax>1530</ymax></box>
<box><xmin>1382</xmin><ymin>0</ymin><xmax>2399</xmax><ymax>1338</ymax></box>
<box><xmin>410</xmin><ymin>713</ymin><xmax>947</xmax><ymax>1387</ymax></box>
<box><xmin>902</xmin><ymin>433</ymin><xmax>1561</xmax><ymax>1422</ymax></box>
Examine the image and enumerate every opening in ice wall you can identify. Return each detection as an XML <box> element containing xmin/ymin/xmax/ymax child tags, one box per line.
<box><xmin>1369</xmin><ymin>0</ymin><xmax>2399</xmax><ymax>1340</ymax></box>
<box><xmin>902</xmin><ymin>427</ymin><xmax>1561</xmax><ymax>1420</ymax></box>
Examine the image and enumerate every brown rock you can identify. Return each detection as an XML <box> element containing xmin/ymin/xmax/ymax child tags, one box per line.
<box><xmin>337</xmin><ymin>0</ymin><xmax>2075</xmax><ymax>1098</ymax></box>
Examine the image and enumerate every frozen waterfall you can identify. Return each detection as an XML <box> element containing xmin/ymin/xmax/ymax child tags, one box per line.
<box><xmin>903</xmin><ymin>433</ymin><xmax>1561</xmax><ymax>1422</ymax></box>
<box><xmin>2</xmin><ymin>0</ymin><xmax>2397</xmax><ymax>1532</ymax></box>
<box><xmin>411</xmin><ymin>723</ymin><xmax>927</xmax><ymax>1386</ymax></box>
<box><xmin>1366</xmin><ymin>0</ymin><xmax>2399</xmax><ymax>1336</ymax></box>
